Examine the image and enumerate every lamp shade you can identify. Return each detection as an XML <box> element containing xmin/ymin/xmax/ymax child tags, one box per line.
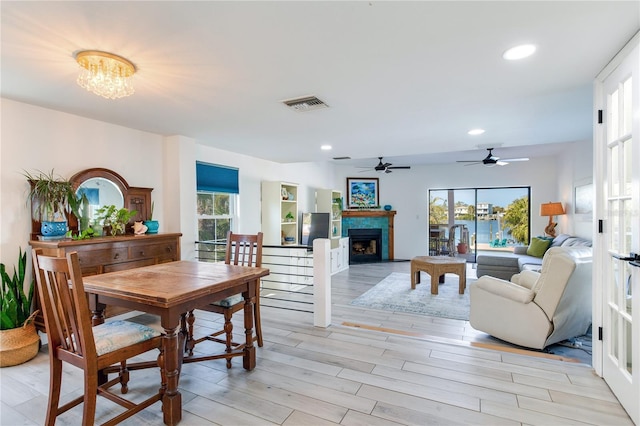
<box><xmin>540</xmin><ymin>202</ymin><xmax>565</xmax><ymax>216</ymax></box>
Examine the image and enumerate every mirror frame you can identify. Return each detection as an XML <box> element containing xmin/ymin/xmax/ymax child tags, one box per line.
<box><xmin>71</xmin><ymin>168</ymin><xmax>129</xmax><ymax>201</ymax></box>
<box><xmin>71</xmin><ymin>168</ymin><xmax>153</xmax><ymax>235</ymax></box>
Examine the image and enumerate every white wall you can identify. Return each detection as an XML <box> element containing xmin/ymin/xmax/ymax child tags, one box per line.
<box><xmin>0</xmin><ymin>99</ymin><xmax>165</xmax><ymax>264</ymax></box>
<box><xmin>556</xmin><ymin>139</ymin><xmax>594</xmax><ymax>240</ymax></box>
<box><xmin>334</xmin><ymin>148</ymin><xmax>592</xmax><ymax>260</ymax></box>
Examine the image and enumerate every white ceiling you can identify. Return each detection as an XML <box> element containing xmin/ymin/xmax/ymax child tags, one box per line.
<box><xmin>1</xmin><ymin>1</ymin><xmax>638</xmax><ymax>167</ymax></box>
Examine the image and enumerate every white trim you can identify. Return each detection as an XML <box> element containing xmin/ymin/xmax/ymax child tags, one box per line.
<box><xmin>595</xmin><ymin>31</ymin><xmax>639</xmax><ymax>82</ymax></box>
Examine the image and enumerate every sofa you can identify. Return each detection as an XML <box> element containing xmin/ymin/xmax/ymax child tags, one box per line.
<box><xmin>476</xmin><ymin>234</ymin><xmax>592</xmax><ymax>280</ymax></box>
<box><xmin>470</xmin><ymin>246</ymin><xmax>593</xmax><ymax>349</ymax></box>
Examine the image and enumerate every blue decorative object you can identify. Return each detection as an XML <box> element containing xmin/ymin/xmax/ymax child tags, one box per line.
<box><xmin>143</xmin><ymin>220</ymin><xmax>159</xmax><ymax>234</ymax></box>
<box><xmin>41</xmin><ymin>221</ymin><xmax>67</xmax><ymax>237</ymax></box>
<box><xmin>384</xmin><ymin>205</ymin><xmax>392</xmax><ymax>211</ymax></box>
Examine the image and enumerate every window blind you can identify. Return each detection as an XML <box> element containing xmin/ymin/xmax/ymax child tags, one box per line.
<box><xmin>196</xmin><ymin>161</ymin><xmax>239</xmax><ymax>194</ymax></box>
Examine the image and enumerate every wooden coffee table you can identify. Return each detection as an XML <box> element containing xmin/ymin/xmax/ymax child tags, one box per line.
<box><xmin>411</xmin><ymin>256</ymin><xmax>466</xmax><ymax>295</ymax></box>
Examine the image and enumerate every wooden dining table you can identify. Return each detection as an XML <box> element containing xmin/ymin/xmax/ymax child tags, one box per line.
<box><xmin>82</xmin><ymin>260</ymin><xmax>270</xmax><ymax>426</ymax></box>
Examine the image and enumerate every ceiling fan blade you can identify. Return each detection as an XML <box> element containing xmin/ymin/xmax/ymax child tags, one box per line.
<box><xmin>385</xmin><ymin>168</ymin><xmax>392</xmax><ymax>173</ymax></box>
<box><xmin>457</xmin><ymin>160</ymin><xmax>480</xmax><ymax>163</ymax></box>
<box><xmin>387</xmin><ymin>166</ymin><xmax>410</xmax><ymax>169</ymax></box>
<box><xmin>462</xmin><ymin>162</ymin><xmax>482</xmax><ymax>166</ymax></box>
<box><xmin>501</xmin><ymin>157</ymin><xmax>529</xmax><ymax>162</ymax></box>
<box><xmin>496</xmin><ymin>161</ymin><xmax>508</xmax><ymax>166</ymax></box>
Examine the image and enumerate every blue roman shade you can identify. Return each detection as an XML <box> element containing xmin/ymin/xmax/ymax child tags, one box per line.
<box><xmin>196</xmin><ymin>161</ymin><xmax>239</xmax><ymax>194</ymax></box>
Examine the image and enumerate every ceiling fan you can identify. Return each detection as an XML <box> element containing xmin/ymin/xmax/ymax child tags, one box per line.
<box><xmin>456</xmin><ymin>148</ymin><xmax>529</xmax><ymax>167</ymax></box>
<box><xmin>360</xmin><ymin>157</ymin><xmax>411</xmax><ymax>173</ymax></box>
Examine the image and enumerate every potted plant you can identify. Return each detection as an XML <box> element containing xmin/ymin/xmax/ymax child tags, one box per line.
<box><xmin>0</xmin><ymin>248</ymin><xmax>39</xmax><ymax>367</ymax></box>
<box><xmin>94</xmin><ymin>205</ymin><xmax>137</xmax><ymax>236</ymax></box>
<box><xmin>143</xmin><ymin>201</ymin><xmax>159</xmax><ymax>234</ymax></box>
<box><xmin>23</xmin><ymin>169</ymin><xmax>74</xmax><ymax>237</ymax></box>
<box><xmin>68</xmin><ymin>191</ymin><xmax>91</xmax><ymax>233</ymax></box>
<box><xmin>284</xmin><ymin>211</ymin><xmax>295</xmax><ymax>222</ymax></box>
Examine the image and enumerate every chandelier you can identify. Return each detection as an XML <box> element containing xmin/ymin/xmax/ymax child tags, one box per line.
<box><xmin>75</xmin><ymin>50</ymin><xmax>136</xmax><ymax>99</ymax></box>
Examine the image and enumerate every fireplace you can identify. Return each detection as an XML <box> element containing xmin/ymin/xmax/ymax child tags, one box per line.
<box><xmin>348</xmin><ymin>228</ymin><xmax>382</xmax><ymax>263</ymax></box>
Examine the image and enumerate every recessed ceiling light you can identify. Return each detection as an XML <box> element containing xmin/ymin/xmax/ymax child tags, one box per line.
<box><xmin>468</xmin><ymin>129</ymin><xmax>485</xmax><ymax>136</ymax></box>
<box><xmin>321</xmin><ymin>144</ymin><xmax>332</xmax><ymax>151</ymax></box>
<box><xmin>503</xmin><ymin>44</ymin><xmax>536</xmax><ymax>60</ymax></box>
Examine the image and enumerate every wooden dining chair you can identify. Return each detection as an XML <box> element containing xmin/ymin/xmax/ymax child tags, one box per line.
<box><xmin>32</xmin><ymin>248</ymin><xmax>165</xmax><ymax>426</ymax></box>
<box><xmin>184</xmin><ymin>231</ymin><xmax>263</xmax><ymax>368</ymax></box>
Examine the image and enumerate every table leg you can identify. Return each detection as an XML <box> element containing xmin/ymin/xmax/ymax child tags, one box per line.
<box><xmin>430</xmin><ymin>269</ymin><xmax>439</xmax><ymax>295</ymax></box>
<box><xmin>411</xmin><ymin>264</ymin><xmax>420</xmax><ymax>289</ymax></box>
<box><xmin>160</xmin><ymin>323</ymin><xmax>182</xmax><ymax>425</ymax></box>
<box><xmin>459</xmin><ymin>268</ymin><xmax>467</xmax><ymax>294</ymax></box>
<box><xmin>242</xmin><ymin>281</ymin><xmax>257</xmax><ymax>371</ymax></box>
<box><xmin>87</xmin><ymin>294</ymin><xmax>106</xmax><ymax>326</ymax></box>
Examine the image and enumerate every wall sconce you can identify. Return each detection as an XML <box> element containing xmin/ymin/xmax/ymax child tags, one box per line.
<box><xmin>540</xmin><ymin>202</ymin><xmax>565</xmax><ymax>238</ymax></box>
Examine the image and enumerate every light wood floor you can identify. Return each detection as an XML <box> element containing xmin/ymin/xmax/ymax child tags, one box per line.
<box><xmin>0</xmin><ymin>262</ymin><xmax>633</xmax><ymax>425</ymax></box>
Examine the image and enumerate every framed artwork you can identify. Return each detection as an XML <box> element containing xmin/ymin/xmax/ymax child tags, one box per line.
<box><xmin>346</xmin><ymin>177</ymin><xmax>379</xmax><ymax>208</ymax></box>
<box><xmin>574</xmin><ymin>182</ymin><xmax>593</xmax><ymax>215</ymax></box>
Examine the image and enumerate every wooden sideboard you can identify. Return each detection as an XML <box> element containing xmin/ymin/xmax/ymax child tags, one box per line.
<box><xmin>30</xmin><ymin>233</ymin><xmax>182</xmax><ymax>331</ymax></box>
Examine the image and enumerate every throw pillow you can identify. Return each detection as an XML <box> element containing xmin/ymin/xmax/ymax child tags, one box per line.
<box><xmin>527</xmin><ymin>237</ymin><xmax>551</xmax><ymax>258</ymax></box>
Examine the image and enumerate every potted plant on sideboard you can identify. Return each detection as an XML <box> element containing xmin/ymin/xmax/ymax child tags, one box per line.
<box><xmin>23</xmin><ymin>169</ymin><xmax>74</xmax><ymax>239</ymax></box>
<box><xmin>0</xmin><ymin>248</ymin><xmax>39</xmax><ymax>367</ymax></box>
<box><xmin>94</xmin><ymin>205</ymin><xmax>138</xmax><ymax>236</ymax></box>
<box><xmin>143</xmin><ymin>201</ymin><xmax>159</xmax><ymax>234</ymax></box>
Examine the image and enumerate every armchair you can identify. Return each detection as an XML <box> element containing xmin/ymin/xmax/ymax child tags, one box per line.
<box><xmin>469</xmin><ymin>246</ymin><xmax>592</xmax><ymax>350</ymax></box>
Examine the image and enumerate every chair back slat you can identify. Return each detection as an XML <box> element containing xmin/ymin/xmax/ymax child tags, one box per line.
<box><xmin>225</xmin><ymin>231</ymin><xmax>263</xmax><ymax>267</ymax></box>
<box><xmin>32</xmin><ymin>249</ymin><xmax>97</xmax><ymax>360</ymax></box>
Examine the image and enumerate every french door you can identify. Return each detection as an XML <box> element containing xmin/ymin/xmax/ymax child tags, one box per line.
<box><xmin>596</xmin><ymin>34</ymin><xmax>639</xmax><ymax>424</ymax></box>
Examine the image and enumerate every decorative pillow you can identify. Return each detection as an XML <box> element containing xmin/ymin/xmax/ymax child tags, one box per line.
<box><xmin>527</xmin><ymin>237</ymin><xmax>552</xmax><ymax>258</ymax></box>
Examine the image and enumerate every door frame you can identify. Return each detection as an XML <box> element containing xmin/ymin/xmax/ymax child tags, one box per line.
<box><xmin>592</xmin><ymin>31</ymin><xmax>640</xmax><ymax>377</ymax></box>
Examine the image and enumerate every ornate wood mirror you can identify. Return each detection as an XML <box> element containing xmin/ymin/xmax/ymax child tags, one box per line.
<box><xmin>70</xmin><ymin>168</ymin><xmax>152</xmax><ymax>228</ymax></box>
<box><xmin>29</xmin><ymin>168</ymin><xmax>152</xmax><ymax>239</ymax></box>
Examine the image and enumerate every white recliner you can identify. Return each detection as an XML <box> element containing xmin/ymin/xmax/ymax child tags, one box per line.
<box><xmin>469</xmin><ymin>246</ymin><xmax>592</xmax><ymax>350</ymax></box>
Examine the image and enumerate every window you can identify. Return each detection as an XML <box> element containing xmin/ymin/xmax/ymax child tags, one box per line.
<box><xmin>428</xmin><ymin>186</ymin><xmax>530</xmax><ymax>262</ymax></box>
<box><xmin>197</xmin><ymin>192</ymin><xmax>237</xmax><ymax>262</ymax></box>
<box><xmin>195</xmin><ymin>162</ymin><xmax>239</xmax><ymax>262</ymax></box>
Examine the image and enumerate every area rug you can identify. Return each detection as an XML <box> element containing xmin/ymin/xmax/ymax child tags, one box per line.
<box><xmin>349</xmin><ymin>272</ymin><xmax>471</xmax><ymax>320</ymax></box>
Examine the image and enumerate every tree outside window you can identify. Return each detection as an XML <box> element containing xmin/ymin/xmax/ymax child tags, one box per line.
<box><xmin>197</xmin><ymin>192</ymin><xmax>235</xmax><ymax>262</ymax></box>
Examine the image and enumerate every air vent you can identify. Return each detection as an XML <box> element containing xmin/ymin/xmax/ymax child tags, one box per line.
<box><xmin>282</xmin><ymin>95</ymin><xmax>329</xmax><ymax>112</ymax></box>
<box><xmin>333</xmin><ymin>156</ymin><xmax>351</xmax><ymax>160</ymax></box>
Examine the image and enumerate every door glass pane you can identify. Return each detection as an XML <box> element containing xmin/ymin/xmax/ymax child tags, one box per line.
<box><xmin>623</xmin><ymin>198</ymin><xmax>632</xmax><ymax>254</ymax></box>
<box><xmin>609</xmin><ymin>88</ymin><xmax>619</xmax><ymax>141</ymax></box>
<box><xmin>624</xmin><ymin>262</ymin><xmax>633</xmax><ymax>316</ymax></box>
<box><xmin>609</xmin><ymin>200</ymin><xmax>620</xmax><ymax>252</ymax></box>
<box><xmin>611</xmin><ymin>306</ymin><xmax>619</xmax><ymax>360</ymax></box>
<box><xmin>610</xmin><ymin>144</ymin><xmax>619</xmax><ymax>196</ymax></box>
<box><xmin>624</xmin><ymin>139</ymin><xmax>632</xmax><ymax>195</ymax></box>
<box><xmin>625</xmin><ymin>319</ymin><xmax>633</xmax><ymax>374</ymax></box>
<box><xmin>623</xmin><ymin>77</ymin><xmax>632</xmax><ymax>135</ymax></box>
<box><xmin>612</xmin><ymin>258</ymin><xmax>621</xmax><ymax>307</ymax></box>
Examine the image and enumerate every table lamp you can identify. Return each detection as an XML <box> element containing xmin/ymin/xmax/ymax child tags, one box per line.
<box><xmin>540</xmin><ymin>202</ymin><xmax>565</xmax><ymax>238</ymax></box>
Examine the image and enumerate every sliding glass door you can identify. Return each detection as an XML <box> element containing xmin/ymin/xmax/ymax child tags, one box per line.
<box><xmin>428</xmin><ymin>187</ymin><xmax>530</xmax><ymax>262</ymax></box>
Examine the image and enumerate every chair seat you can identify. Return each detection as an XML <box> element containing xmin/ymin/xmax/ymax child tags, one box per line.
<box><xmin>211</xmin><ymin>293</ymin><xmax>243</xmax><ymax>308</ymax></box>
<box><xmin>94</xmin><ymin>320</ymin><xmax>162</xmax><ymax>356</ymax></box>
